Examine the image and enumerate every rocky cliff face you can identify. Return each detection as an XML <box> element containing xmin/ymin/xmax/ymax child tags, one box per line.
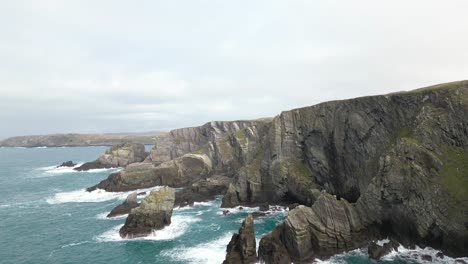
<box><xmin>231</xmin><ymin>81</ymin><xmax>468</xmax><ymax>258</ymax></box>
<box><xmin>145</xmin><ymin>119</ymin><xmax>271</xmax><ymax>165</ymax></box>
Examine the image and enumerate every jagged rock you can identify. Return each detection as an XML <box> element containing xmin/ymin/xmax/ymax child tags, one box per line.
<box><xmin>259</xmin><ymin>204</ymin><xmax>269</xmax><ymax>211</ymax></box>
<box><xmin>436</xmin><ymin>252</ymin><xmax>444</xmax><ymax>259</ymax></box>
<box><xmin>87</xmin><ymin>154</ymin><xmax>212</xmax><ymax>192</ymax></box>
<box><xmin>455</xmin><ymin>259</ymin><xmax>467</xmax><ymax>264</ymax></box>
<box><xmin>119</xmin><ymin>186</ymin><xmax>175</xmax><ymax>238</ymax></box>
<box><xmin>57</xmin><ymin>161</ymin><xmax>76</xmax><ymax>168</ymax></box>
<box><xmin>137</xmin><ymin>192</ymin><xmax>146</xmax><ymax>196</ymax></box>
<box><xmin>258</xmin><ymin>193</ymin><xmax>370</xmax><ymax>261</ymax></box>
<box><xmin>421</xmin><ymin>255</ymin><xmax>433</xmax><ymax>261</ymax></box>
<box><xmin>223</xmin><ymin>210</ymin><xmax>230</xmax><ymax>216</ymax></box>
<box><xmin>75</xmin><ymin>143</ymin><xmax>146</xmax><ymax>171</ymax></box>
<box><xmin>107</xmin><ymin>192</ymin><xmax>139</xmax><ymax>218</ymax></box>
<box><xmin>258</xmin><ymin>224</ymin><xmax>291</xmax><ymax>264</ymax></box>
<box><xmin>288</xmin><ymin>203</ymin><xmax>300</xmax><ymax>211</ymax></box>
<box><xmin>368</xmin><ymin>240</ymin><xmax>399</xmax><ymax>261</ymax></box>
<box><xmin>223</xmin><ymin>214</ymin><xmax>257</xmax><ymax>264</ymax></box>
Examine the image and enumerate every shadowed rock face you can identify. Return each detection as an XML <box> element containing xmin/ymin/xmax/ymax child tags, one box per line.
<box><xmin>223</xmin><ymin>214</ymin><xmax>257</xmax><ymax>264</ymax></box>
<box><xmin>119</xmin><ymin>186</ymin><xmax>175</xmax><ymax>239</ymax></box>
<box><xmin>175</xmin><ymin>175</ymin><xmax>231</xmax><ymax>207</ymax></box>
<box><xmin>75</xmin><ymin>143</ymin><xmax>147</xmax><ymax>171</ymax></box>
<box><xmin>230</xmin><ymin>81</ymin><xmax>468</xmax><ymax>258</ymax></box>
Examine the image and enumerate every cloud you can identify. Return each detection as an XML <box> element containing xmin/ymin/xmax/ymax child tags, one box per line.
<box><xmin>0</xmin><ymin>0</ymin><xmax>468</xmax><ymax>137</ymax></box>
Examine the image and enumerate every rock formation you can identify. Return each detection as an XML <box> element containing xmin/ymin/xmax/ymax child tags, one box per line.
<box><xmin>75</xmin><ymin>143</ymin><xmax>147</xmax><ymax>171</ymax></box>
<box><xmin>57</xmin><ymin>161</ymin><xmax>76</xmax><ymax>167</ymax></box>
<box><xmin>258</xmin><ymin>193</ymin><xmax>371</xmax><ymax>262</ymax></box>
<box><xmin>107</xmin><ymin>192</ymin><xmax>139</xmax><ymax>218</ymax></box>
<box><xmin>119</xmin><ymin>186</ymin><xmax>175</xmax><ymax>238</ymax></box>
<box><xmin>223</xmin><ymin>214</ymin><xmax>257</xmax><ymax>264</ymax></box>
<box><xmin>87</xmin><ymin>153</ymin><xmax>213</xmax><ymax>192</ymax></box>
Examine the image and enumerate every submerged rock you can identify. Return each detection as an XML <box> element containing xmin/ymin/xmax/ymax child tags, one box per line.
<box><xmin>107</xmin><ymin>192</ymin><xmax>139</xmax><ymax>218</ymax></box>
<box><xmin>57</xmin><ymin>161</ymin><xmax>76</xmax><ymax>168</ymax></box>
<box><xmin>119</xmin><ymin>186</ymin><xmax>175</xmax><ymax>238</ymax></box>
<box><xmin>223</xmin><ymin>214</ymin><xmax>257</xmax><ymax>264</ymax></box>
<box><xmin>75</xmin><ymin>143</ymin><xmax>146</xmax><ymax>171</ymax></box>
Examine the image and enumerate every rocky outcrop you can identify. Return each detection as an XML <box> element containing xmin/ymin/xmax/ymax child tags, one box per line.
<box><xmin>57</xmin><ymin>161</ymin><xmax>76</xmax><ymax>167</ymax></box>
<box><xmin>75</xmin><ymin>143</ymin><xmax>147</xmax><ymax>171</ymax></box>
<box><xmin>119</xmin><ymin>186</ymin><xmax>175</xmax><ymax>238</ymax></box>
<box><xmin>258</xmin><ymin>193</ymin><xmax>370</xmax><ymax>262</ymax></box>
<box><xmin>87</xmin><ymin>153</ymin><xmax>212</xmax><ymax>192</ymax></box>
<box><xmin>107</xmin><ymin>192</ymin><xmax>139</xmax><ymax>218</ymax></box>
<box><xmin>145</xmin><ymin>119</ymin><xmax>271</xmax><ymax>166</ymax></box>
<box><xmin>175</xmin><ymin>175</ymin><xmax>230</xmax><ymax>207</ymax></box>
<box><xmin>229</xmin><ymin>81</ymin><xmax>468</xmax><ymax>258</ymax></box>
<box><xmin>223</xmin><ymin>214</ymin><xmax>257</xmax><ymax>264</ymax></box>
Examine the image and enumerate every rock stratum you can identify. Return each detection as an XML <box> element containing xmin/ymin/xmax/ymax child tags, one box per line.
<box><xmin>88</xmin><ymin>81</ymin><xmax>467</xmax><ymax>260</ymax></box>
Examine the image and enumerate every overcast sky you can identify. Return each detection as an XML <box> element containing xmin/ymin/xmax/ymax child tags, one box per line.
<box><xmin>1</xmin><ymin>1</ymin><xmax>467</xmax><ymax>138</ymax></box>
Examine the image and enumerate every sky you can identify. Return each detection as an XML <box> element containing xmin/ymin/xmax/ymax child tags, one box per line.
<box><xmin>1</xmin><ymin>1</ymin><xmax>468</xmax><ymax>138</ymax></box>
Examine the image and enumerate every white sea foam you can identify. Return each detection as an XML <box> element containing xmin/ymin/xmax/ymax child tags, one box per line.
<box><xmin>38</xmin><ymin>163</ymin><xmax>123</xmax><ymax>175</ymax></box>
<box><xmin>0</xmin><ymin>204</ymin><xmax>10</xmax><ymax>209</ymax></box>
<box><xmin>161</xmin><ymin>232</ymin><xmax>234</xmax><ymax>264</ymax></box>
<box><xmin>95</xmin><ymin>215</ymin><xmax>202</xmax><ymax>242</ymax></box>
<box><xmin>46</xmin><ymin>186</ymin><xmax>160</xmax><ymax>204</ymax></box>
<box><xmin>313</xmin><ymin>240</ymin><xmax>468</xmax><ymax>264</ymax></box>
<box><xmin>218</xmin><ymin>204</ymin><xmax>288</xmax><ymax>216</ymax></box>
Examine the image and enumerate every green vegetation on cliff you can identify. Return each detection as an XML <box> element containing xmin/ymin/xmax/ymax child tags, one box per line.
<box><xmin>440</xmin><ymin>145</ymin><xmax>468</xmax><ymax>203</ymax></box>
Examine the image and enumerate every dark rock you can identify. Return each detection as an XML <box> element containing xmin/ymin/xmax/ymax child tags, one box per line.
<box><xmin>57</xmin><ymin>161</ymin><xmax>76</xmax><ymax>168</ymax></box>
<box><xmin>251</xmin><ymin>212</ymin><xmax>269</xmax><ymax>219</ymax></box>
<box><xmin>223</xmin><ymin>210</ymin><xmax>230</xmax><ymax>216</ymax></box>
<box><xmin>436</xmin><ymin>252</ymin><xmax>444</xmax><ymax>259</ymax></box>
<box><xmin>259</xmin><ymin>204</ymin><xmax>269</xmax><ymax>211</ymax></box>
<box><xmin>137</xmin><ymin>192</ymin><xmax>146</xmax><ymax>196</ymax></box>
<box><xmin>174</xmin><ymin>175</ymin><xmax>230</xmax><ymax>207</ymax></box>
<box><xmin>107</xmin><ymin>192</ymin><xmax>139</xmax><ymax>218</ymax></box>
<box><xmin>455</xmin><ymin>259</ymin><xmax>467</xmax><ymax>264</ymax></box>
<box><xmin>258</xmin><ymin>224</ymin><xmax>291</xmax><ymax>264</ymax></box>
<box><xmin>223</xmin><ymin>214</ymin><xmax>257</xmax><ymax>264</ymax></box>
<box><xmin>75</xmin><ymin>160</ymin><xmax>114</xmax><ymax>171</ymax></box>
<box><xmin>239</xmin><ymin>207</ymin><xmax>243</xmax><ymax>210</ymax></box>
<box><xmin>288</xmin><ymin>203</ymin><xmax>300</xmax><ymax>211</ymax></box>
<box><xmin>119</xmin><ymin>187</ymin><xmax>175</xmax><ymax>238</ymax></box>
<box><xmin>368</xmin><ymin>240</ymin><xmax>399</xmax><ymax>261</ymax></box>
<box><xmin>421</xmin><ymin>255</ymin><xmax>432</xmax><ymax>261</ymax></box>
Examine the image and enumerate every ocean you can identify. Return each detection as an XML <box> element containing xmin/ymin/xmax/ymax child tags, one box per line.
<box><xmin>0</xmin><ymin>146</ymin><xmax>465</xmax><ymax>264</ymax></box>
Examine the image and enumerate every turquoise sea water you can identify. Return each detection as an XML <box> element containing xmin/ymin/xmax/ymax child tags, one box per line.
<box><xmin>0</xmin><ymin>147</ymin><xmax>465</xmax><ymax>264</ymax></box>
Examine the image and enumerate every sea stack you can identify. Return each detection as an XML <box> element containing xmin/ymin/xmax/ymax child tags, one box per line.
<box><xmin>119</xmin><ymin>186</ymin><xmax>175</xmax><ymax>238</ymax></box>
<box><xmin>107</xmin><ymin>192</ymin><xmax>139</xmax><ymax>218</ymax></box>
<box><xmin>75</xmin><ymin>143</ymin><xmax>146</xmax><ymax>171</ymax></box>
<box><xmin>223</xmin><ymin>214</ymin><xmax>257</xmax><ymax>264</ymax></box>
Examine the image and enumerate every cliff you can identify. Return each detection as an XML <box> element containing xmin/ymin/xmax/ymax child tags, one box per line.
<box><xmin>87</xmin><ymin>80</ymin><xmax>468</xmax><ymax>258</ymax></box>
